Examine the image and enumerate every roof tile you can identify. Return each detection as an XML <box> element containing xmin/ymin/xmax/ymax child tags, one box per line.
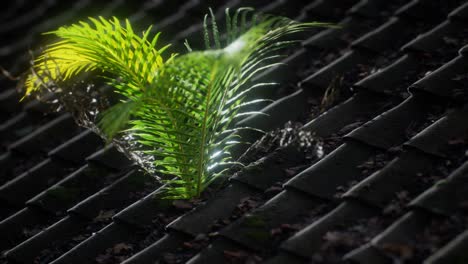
<box><xmin>404</xmin><ymin>107</ymin><xmax>468</xmax><ymax>158</ymax></box>
<box><xmin>409</xmin><ymin>160</ymin><xmax>468</xmax><ymax>216</ymax></box>
<box><xmin>2</xmin><ymin>0</ymin><xmax>468</xmax><ymax>263</ymax></box>
<box><xmin>219</xmin><ymin>190</ymin><xmax>323</xmax><ymax>251</ymax></box>
<box><xmin>285</xmin><ymin>141</ymin><xmax>376</xmax><ymax>200</ymax></box>
<box><xmin>343</xmin><ymin>150</ymin><xmax>437</xmax><ymax>208</ymax></box>
<box><xmin>280</xmin><ymin>201</ymin><xmax>376</xmax><ymax>258</ymax></box>
<box><xmin>410</xmin><ymin>53</ymin><xmax>468</xmax><ymax>99</ymax></box>
<box><xmin>425</xmin><ymin>229</ymin><xmax>468</xmax><ymax>264</ymax></box>
<box><xmin>345</xmin><ymin>95</ymin><xmax>435</xmax><ymax>150</ymax></box>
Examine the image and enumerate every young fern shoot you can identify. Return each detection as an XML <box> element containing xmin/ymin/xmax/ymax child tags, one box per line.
<box><xmin>24</xmin><ymin>8</ymin><xmax>332</xmax><ymax>199</ymax></box>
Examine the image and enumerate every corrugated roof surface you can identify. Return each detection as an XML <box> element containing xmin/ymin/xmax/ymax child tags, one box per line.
<box><xmin>1</xmin><ymin>0</ymin><xmax>468</xmax><ymax>263</ymax></box>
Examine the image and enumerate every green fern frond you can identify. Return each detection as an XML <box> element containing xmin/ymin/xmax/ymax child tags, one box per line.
<box><xmin>23</xmin><ymin>9</ymin><xmax>333</xmax><ymax>199</ymax></box>
<box><xmin>123</xmin><ymin>11</ymin><xmax>332</xmax><ymax>198</ymax></box>
<box><xmin>27</xmin><ymin>17</ymin><xmax>170</xmax><ymax>95</ymax></box>
<box><xmin>25</xmin><ymin>16</ymin><xmax>175</xmax><ymax>138</ymax></box>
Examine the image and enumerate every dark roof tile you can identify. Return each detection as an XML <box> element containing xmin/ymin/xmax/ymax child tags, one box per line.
<box><xmin>86</xmin><ymin>144</ymin><xmax>134</xmax><ymax>171</ymax></box>
<box><xmin>354</xmin><ymin>54</ymin><xmax>420</xmax><ymax>95</ymax></box>
<box><xmin>0</xmin><ymin>158</ymin><xmax>70</xmax><ymax>207</ymax></box>
<box><xmin>347</xmin><ymin>0</ymin><xmax>405</xmax><ymax>19</ymax></box>
<box><xmin>425</xmin><ymin>229</ymin><xmax>468</xmax><ymax>264</ymax></box>
<box><xmin>265</xmin><ymin>253</ymin><xmax>308</xmax><ymax>264</ymax></box>
<box><xmin>8</xmin><ymin>113</ymin><xmax>78</xmax><ymax>154</ymax></box>
<box><xmin>121</xmin><ymin>232</ymin><xmax>190</xmax><ymax>264</ymax></box>
<box><xmin>235</xmin><ymin>90</ymin><xmax>310</xmax><ymax>143</ymax></box>
<box><xmin>395</xmin><ymin>0</ymin><xmax>462</xmax><ymax>22</ymax></box>
<box><xmin>112</xmin><ymin>186</ymin><xmax>170</xmax><ymax>228</ymax></box>
<box><xmin>402</xmin><ymin>20</ymin><xmax>466</xmax><ymax>55</ymax></box>
<box><xmin>343</xmin><ymin>150</ymin><xmax>437</xmax><ymax>208</ymax></box>
<box><xmin>5</xmin><ymin>216</ymin><xmax>88</xmax><ymax>264</ymax></box>
<box><xmin>50</xmin><ymin>222</ymin><xmax>134</xmax><ymax>264</ymax></box>
<box><xmin>231</xmin><ymin>147</ymin><xmax>306</xmax><ymax>191</ymax></box>
<box><xmin>341</xmin><ymin>156</ymin><xmax>468</xmax><ymax>262</ymax></box>
<box><xmin>2</xmin><ymin>0</ymin><xmax>468</xmax><ymax>263</ymax></box>
<box><xmin>344</xmin><ymin>244</ymin><xmax>392</xmax><ymax>264</ymax></box>
<box><xmin>302</xmin><ymin>91</ymin><xmax>390</xmax><ymax>137</ymax></box>
<box><xmin>251</xmin><ymin>48</ymin><xmax>308</xmax><ymax>87</ymax></box>
<box><xmin>303</xmin><ymin>16</ymin><xmax>371</xmax><ymax>51</ymax></box>
<box><xmin>0</xmin><ymin>112</ymin><xmax>33</xmax><ymax>140</ymax></box>
<box><xmin>410</xmin><ymin>53</ymin><xmax>468</xmax><ymax>99</ymax></box>
<box><xmin>219</xmin><ymin>190</ymin><xmax>323</xmax><ymax>252</ymax></box>
<box><xmin>302</xmin><ymin>0</ymin><xmax>359</xmax><ymax>21</ymax></box>
<box><xmin>185</xmin><ymin>238</ymin><xmax>249</xmax><ymax>264</ymax></box>
<box><xmin>0</xmin><ymin>152</ymin><xmax>14</xmax><ymax>183</ymax></box>
<box><xmin>371</xmin><ymin>210</ymin><xmax>433</xmax><ymax>253</ymax></box>
<box><xmin>68</xmin><ymin>170</ymin><xmax>157</xmax><ymax>220</ymax></box>
<box><xmin>409</xmin><ymin>160</ymin><xmax>468</xmax><ymax>216</ymax></box>
<box><xmin>48</xmin><ymin>130</ymin><xmax>103</xmax><ymax>164</ymax></box>
<box><xmin>351</xmin><ymin>17</ymin><xmax>408</xmax><ymax>53</ymax></box>
<box><xmin>448</xmin><ymin>1</ymin><xmax>468</xmax><ymax>22</ymax></box>
<box><xmin>285</xmin><ymin>141</ymin><xmax>376</xmax><ymax>200</ymax></box>
<box><xmin>345</xmin><ymin>95</ymin><xmax>435</xmax><ymax>150</ymax></box>
<box><xmin>280</xmin><ymin>201</ymin><xmax>376</xmax><ymax>258</ymax></box>
<box><xmin>0</xmin><ymin>89</ymin><xmax>21</xmax><ymax>113</ymax></box>
<box><xmin>4</xmin><ymin>170</ymin><xmax>156</xmax><ymax>263</ymax></box>
<box><xmin>301</xmin><ymin>50</ymin><xmax>370</xmax><ymax>89</ymax></box>
<box><xmin>167</xmin><ymin>183</ymin><xmax>256</xmax><ymax>236</ymax></box>
<box><xmin>26</xmin><ymin>164</ymin><xmax>118</xmax><ymax>214</ymax></box>
<box><xmin>0</xmin><ymin>207</ymin><xmax>51</xmax><ymax>251</ymax></box>
<box><xmin>404</xmin><ymin>107</ymin><xmax>468</xmax><ymax>158</ymax></box>
<box><xmin>22</xmin><ymin>94</ymin><xmax>57</xmax><ymax>114</ymax></box>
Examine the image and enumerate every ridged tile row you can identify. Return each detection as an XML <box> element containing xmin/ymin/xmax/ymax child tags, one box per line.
<box><xmin>1</xmin><ymin>0</ymin><xmax>468</xmax><ymax>264</ymax></box>
<box><xmin>0</xmin><ymin>1</ymin><xmax>242</xmax><ymax>263</ymax></box>
<box><xmin>21</xmin><ymin>1</ymin><xmax>361</xmax><ymax>263</ymax></box>
<box><xmin>184</xmin><ymin>2</ymin><xmax>468</xmax><ymax>264</ymax></box>
<box><xmin>0</xmin><ymin>0</ymin><xmax>347</xmax><ymax>262</ymax></box>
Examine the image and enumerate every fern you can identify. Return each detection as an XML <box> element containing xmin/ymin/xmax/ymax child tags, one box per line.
<box><xmin>23</xmin><ymin>9</ymin><xmax>332</xmax><ymax>199</ymax></box>
<box><xmin>25</xmin><ymin>17</ymin><xmax>174</xmax><ymax>137</ymax></box>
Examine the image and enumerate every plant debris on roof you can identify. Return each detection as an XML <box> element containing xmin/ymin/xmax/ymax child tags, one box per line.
<box><xmin>1</xmin><ymin>0</ymin><xmax>468</xmax><ymax>264</ymax></box>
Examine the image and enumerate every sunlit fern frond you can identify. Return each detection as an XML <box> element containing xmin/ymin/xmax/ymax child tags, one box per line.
<box><xmin>124</xmin><ymin>52</ymin><xmax>238</xmax><ymax>198</ymax></box>
<box><xmin>118</xmin><ymin>9</ymin><xmax>333</xmax><ymax>198</ymax></box>
<box><xmin>24</xmin><ymin>16</ymin><xmax>175</xmax><ymax>139</ymax></box>
<box><xmin>24</xmin><ymin>16</ymin><xmax>173</xmax><ymax>97</ymax></box>
<box><xmin>24</xmin><ymin>10</ymin><xmax>333</xmax><ymax>199</ymax></box>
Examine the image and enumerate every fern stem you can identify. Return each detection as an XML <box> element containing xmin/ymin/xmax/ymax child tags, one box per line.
<box><xmin>147</xmin><ymin>96</ymin><xmax>192</xmax><ymax>195</ymax></box>
<box><xmin>209</xmin><ymin>8</ymin><xmax>221</xmax><ymax>49</ymax></box>
<box><xmin>203</xmin><ymin>14</ymin><xmax>211</xmax><ymax>49</ymax></box>
<box><xmin>196</xmin><ymin>63</ymin><xmax>218</xmax><ymax>197</ymax></box>
<box><xmin>225</xmin><ymin>8</ymin><xmax>231</xmax><ymax>44</ymax></box>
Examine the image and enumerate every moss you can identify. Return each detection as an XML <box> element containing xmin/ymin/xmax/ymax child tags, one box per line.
<box><xmin>126</xmin><ymin>173</ymin><xmax>149</xmax><ymax>188</ymax></box>
<box><xmin>240</xmin><ymin>215</ymin><xmax>271</xmax><ymax>242</ymax></box>
<box><xmin>83</xmin><ymin>165</ymin><xmax>107</xmax><ymax>178</ymax></box>
<box><xmin>435</xmin><ymin>179</ymin><xmax>449</xmax><ymax>187</ymax></box>
<box><xmin>452</xmin><ymin>252</ymin><xmax>468</xmax><ymax>264</ymax></box>
<box><xmin>455</xmin><ymin>255</ymin><xmax>468</xmax><ymax>264</ymax></box>
<box><xmin>245</xmin><ymin>229</ymin><xmax>271</xmax><ymax>242</ymax></box>
<box><xmin>46</xmin><ymin>186</ymin><xmax>80</xmax><ymax>202</ymax></box>
<box><xmin>243</xmin><ymin>214</ymin><xmax>266</xmax><ymax>228</ymax></box>
<box><xmin>244</xmin><ymin>164</ymin><xmax>264</xmax><ymax>174</ymax></box>
<box><xmin>151</xmin><ymin>195</ymin><xmax>173</xmax><ymax>210</ymax></box>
